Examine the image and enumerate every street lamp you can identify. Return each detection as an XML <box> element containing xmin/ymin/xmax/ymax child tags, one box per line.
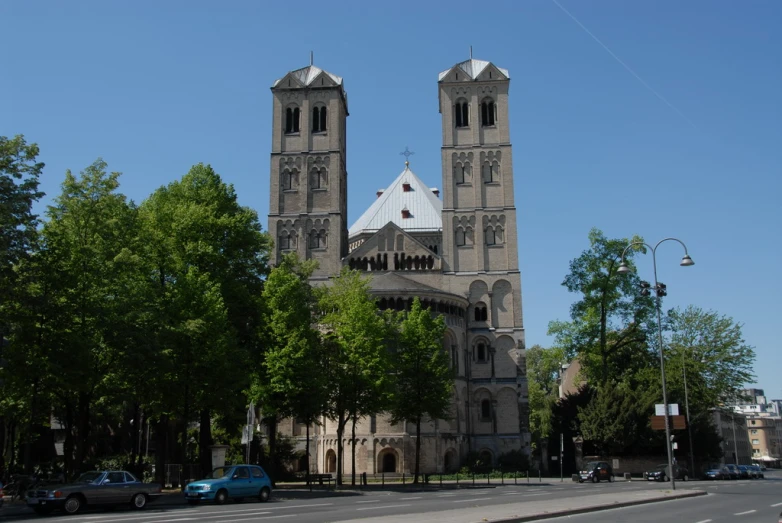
<box><xmin>682</xmin><ymin>357</ymin><xmax>696</xmax><ymax>479</ymax></box>
<box><xmin>617</xmin><ymin>237</ymin><xmax>694</xmax><ymax>491</ymax></box>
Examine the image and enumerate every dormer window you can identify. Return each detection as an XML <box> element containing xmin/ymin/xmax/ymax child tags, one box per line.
<box><xmin>401</xmin><ymin>207</ymin><xmax>410</xmax><ymax>219</ymax></box>
<box><xmin>403</xmin><ymin>183</ymin><xmax>411</xmax><ymax>192</ymax></box>
<box><xmin>285</xmin><ymin>106</ymin><xmax>300</xmax><ymax>134</ymax></box>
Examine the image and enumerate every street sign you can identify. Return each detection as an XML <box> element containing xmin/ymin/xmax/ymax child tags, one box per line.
<box><xmin>655</xmin><ymin>404</ymin><xmax>680</xmax><ymax>416</ymax></box>
<box><xmin>651</xmin><ymin>415</ymin><xmax>687</xmax><ymax>430</ymax></box>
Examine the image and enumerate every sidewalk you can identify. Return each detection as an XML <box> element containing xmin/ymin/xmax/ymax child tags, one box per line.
<box><xmin>331</xmin><ymin>488</ymin><xmax>707</xmax><ymax>523</ymax></box>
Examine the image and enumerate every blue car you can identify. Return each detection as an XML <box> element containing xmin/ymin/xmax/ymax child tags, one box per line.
<box><xmin>184</xmin><ymin>465</ymin><xmax>272</xmax><ymax>505</ymax></box>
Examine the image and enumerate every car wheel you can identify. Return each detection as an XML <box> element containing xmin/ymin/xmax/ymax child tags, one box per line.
<box><xmin>214</xmin><ymin>489</ymin><xmax>228</xmax><ymax>505</ymax></box>
<box><xmin>131</xmin><ymin>493</ymin><xmax>147</xmax><ymax>510</ymax></box>
<box><xmin>64</xmin><ymin>495</ymin><xmax>84</xmax><ymax>515</ymax></box>
<box><xmin>578</xmin><ymin>479</ymin><xmax>583</xmax><ymax>483</ymax></box>
<box><xmin>682</xmin><ymin>474</ymin><xmax>688</xmax><ymax>482</ymax></box>
<box><xmin>187</xmin><ymin>499</ymin><xmax>200</xmax><ymax>506</ymax></box>
<box><xmin>259</xmin><ymin>487</ymin><xmax>271</xmax><ymax>502</ymax></box>
<box><xmin>608</xmin><ymin>474</ymin><xmax>613</xmax><ymax>483</ymax></box>
<box><xmin>592</xmin><ymin>475</ymin><xmax>598</xmax><ymax>483</ymax></box>
<box><xmin>662</xmin><ymin>474</ymin><xmax>668</xmax><ymax>482</ymax></box>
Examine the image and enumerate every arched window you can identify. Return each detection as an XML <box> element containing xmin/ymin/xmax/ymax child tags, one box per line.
<box><xmin>455</xmin><ymin>229</ymin><xmax>466</xmax><ymax>247</ymax></box>
<box><xmin>474</xmin><ymin>305</ymin><xmax>488</xmax><ymax>321</ymax></box>
<box><xmin>480</xmin><ymin>399</ymin><xmax>491</xmax><ymax>419</ymax></box>
<box><xmin>454</xmin><ymin>99</ymin><xmax>469</xmax><ymax>128</ymax></box>
<box><xmin>486</xmin><ymin>227</ymin><xmax>496</xmax><ymax>246</ymax></box>
<box><xmin>483</xmin><ymin>161</ymin><xmax>499</xmax><ymax>183</ymax></box>
<box><xmin>282</xmin><ymin>169</ymin><xmax>297</xmax><ymax>190</ymax></box>
<box><xmin>454</xmin><ymin>164</ymin><xmax>463</xmax><ymax>184</ymax></box>
<box><xmin>310</xmin><ymin>230</ymin><xmax>326</xmax><ymax>249</ymax></box>
<box><xmin>310</xmin><ymin>168</ymin><xmax>327</xmax><ymax>189</ymax></box>
<box><xmin>285</xmin><ymin>106</ymin><xmax>300</xmax><ymax>134</ymax></box>
<box><xmin>481</xmin><ymin>99</ymin><xmax>495</xmax><ymax>127</ymax></box>
<box><xmin>312</xmin><ymin>105</ymin><xmax>327</xmax><ymax>132</ymax></box>
<box><xmin>279</xmin><ymin>232</ymin><xmax>294</xmax><ymax>250</ymax></box>
<box><xmin>477</xmin><ymin>343</ymin><xmax>487</xmax><ymax>362</ymax></box>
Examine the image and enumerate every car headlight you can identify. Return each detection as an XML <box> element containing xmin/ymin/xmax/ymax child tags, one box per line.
<box><xmin>202</xmin><ymin>485</ymin><xmax>211</xmax><ymax>491</ymax></box>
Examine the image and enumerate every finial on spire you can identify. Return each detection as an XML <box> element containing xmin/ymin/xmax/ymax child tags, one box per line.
<box><xmin>400</xmin><ymin>146</ymin><xmax>415</xmax><ymax>167</ymax></box>
<box><xmin>310</xmin><ymin>51</ymin><xmax>314</xmax><ymax>66</ymax></box>
<box><xmin>470</xmin><ymin>45</ymin><xmax>473</xmax><ymax>59</ymax></box>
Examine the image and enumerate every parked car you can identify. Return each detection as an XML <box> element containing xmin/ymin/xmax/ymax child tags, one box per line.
<box><xmin>723</xmin><ymin>464</ymin><xmax>741</xmax><ymax>480</ymax></box>
<box><xmin>184</xmin><ymin>465</ymin><xmax>272</xmax><ymax>505</ymax></box>
<box><xmin>737</xmin><ymin>465</ymin><xmax>752</xmax><ymax>479</ymax></box>
<box><xmin>703</xmin><ymin>467</ymin><xmax>727</xmax><ymax>480</ymax></box>
<box><xmin>578</xmin><ymin>461</ymin><xmax>613</xmax><ymax>483</ymax></box>
<box><xmin>643</xmin><ymin>464</ymin><xmax>689</xmax><ymax>482</ymax></box>
<box><xmin>25</xmin><ymin>470</ymin><xmax>162</xmax><ymax>515</ymax></box>
<box><xmin>748</xmin><ymin>465</ymin><xmax>764</xmax><ymax>479</ymax></box>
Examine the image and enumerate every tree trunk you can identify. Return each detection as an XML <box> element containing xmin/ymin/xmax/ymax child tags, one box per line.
<box><xmin>305</xmin><ymin>423</ymin><xmax>311</xmax><ymax>491</ymax></box>
<box><xmin>414</xmin><ymin>417</ymin><xmax>421</xmax><ymax>484</ymax></box>
<box><xmin>73</xmin><ymin>393</ymin><xmax>91</xmax><ymax>474</ymax></box>
<box><xmin>267</xmin><ymin>417</ymin><xmax>277</xmax><ymax>485</ymax></box>
<box><xmin>23</xmin><ymin>377</ymin><xmax>40</xmax><ymax>474</ymax></box>
<box><xmin>350</xmin><ymin>415</ymin><xmax>357</xmax><ymax>486</ymax></box>
<box><xmin>199</xmin><ymin>409</ymin><xmax>212</xmax><ymax>478</ymax></box>
<box><xmin>129</xmin><ymin>403</ymin><xmax>140</xmax><ymax>468</ymax></box>
<box><xmin>336</xmin><ymin>412</ymin><xmax>345</xmax><ymax>486</ymax></box>
<box><xmin>62</xmin><ymin>403</ymin><xmax>74</xmax><ymax>480</ymax></box>
<box><xmin>154</xmin><ymin>416</ymin><xmax>168</xmax><ymax>485</ymax></box>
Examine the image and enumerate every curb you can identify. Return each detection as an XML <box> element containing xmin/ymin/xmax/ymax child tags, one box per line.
<box><xmin>489</xmin><ymin>489</ymin><xmax>708</xmax><ymax>523</ymax></box>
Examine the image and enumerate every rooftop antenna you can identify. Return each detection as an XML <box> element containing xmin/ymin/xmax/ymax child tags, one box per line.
<box><xmin>310</xmin><ymin>51</ymin><xmax>313</xmax><ymax>66</ymax></box>
<box><xmin>470</xmin><ymin>45</ymin><xmax>473</xmax><ymax>59</ymax></box>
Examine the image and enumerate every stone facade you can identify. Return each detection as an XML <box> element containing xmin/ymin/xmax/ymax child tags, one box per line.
<box><xmin>268</xmin><ymin>59</ymin><xmax>529</xmax><ymax>475</ymax></box>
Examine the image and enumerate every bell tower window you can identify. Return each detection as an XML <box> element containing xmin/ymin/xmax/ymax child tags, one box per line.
<box><xmin>481</xmin><ymin>99</ymin><xmax>495</xmax><ymax>127</ymax></box>
<box><xmin>312</xmin><ymin>105</ymin><xmax>327</xmax><ymax>133</ymax></box>
<box><xmin>285</xmin><ymin>106</ymin><xmax>300</xmax><ymax>134</ymax></box>
<box><xmin>454</xmin><ymin>99</ymin><xmax>469</xmax><ymax>128</ymax></box>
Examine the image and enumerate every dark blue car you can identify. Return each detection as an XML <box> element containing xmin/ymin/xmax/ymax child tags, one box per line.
<box><xmin>184</xmin><ymin>465</ymin><xmax>272</xmax><ymax>505</ymax></box>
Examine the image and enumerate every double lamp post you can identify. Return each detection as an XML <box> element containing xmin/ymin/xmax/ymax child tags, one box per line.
<box><xmin>617</xmin><ymin>237</ymin><xmax>694</xmax><ymax>492</ymax></box>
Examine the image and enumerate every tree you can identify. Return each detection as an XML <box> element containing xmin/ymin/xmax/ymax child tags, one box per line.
<box><xmin>257</xmin><ymin>253</ymin><xmax>324</xmax><ymax>485</ymax></box>
<box><xmin>389</xmin><ymin>297</ymin><xmax>451</xmax><ymax>484</ymax></box>
<box><xmin>526</xmin><ymin>344</ymin><xmax>565</xmax><ymax>464</ymax></box>
<box><xmin>318</xmin><ymin>269</ymin><xmax>391</xmax><ymax>485</ymax></box>
<box><xmin>548</xmin><ymin>228</ymin><xmax>656</xmax><ymax>384</ymax></box>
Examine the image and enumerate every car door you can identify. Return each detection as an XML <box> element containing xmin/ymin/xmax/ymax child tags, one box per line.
<box><xmin>231</xmin><ymin>466</ymin><xmax>252</xmax><ymax>497</ymax></box>
<box><xmin>250</xmin><ymin>466</ymin><xmax>268</xmax><ymax>495</ymax></box>
<box><xmin>104</xmin><ymin>471</ymin><xmax>128</xmax><ymax>504</ymax></box>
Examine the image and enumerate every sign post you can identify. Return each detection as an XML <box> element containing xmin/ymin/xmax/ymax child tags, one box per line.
<box><xmin>560</xmin><ymin>433</ymin><xmax>564</xmax><ymax>482</ymax></box>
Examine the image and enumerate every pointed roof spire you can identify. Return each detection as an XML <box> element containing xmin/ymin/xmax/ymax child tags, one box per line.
<box><xmin>470</xmin><ymin>45</ymin><xmax>473</xmax><ymax>59</ymax></box>
<box><xmin>310</xmin><ymin>50</ymin><xmax>313</xmax><ymax>66</ymax></box>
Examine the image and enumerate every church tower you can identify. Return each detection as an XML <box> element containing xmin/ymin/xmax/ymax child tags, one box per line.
<box><xmin>438</xmin><ymin>57</ymin><xmax>529</xmax><ymax>455</ymax></box>
<box><xmin>268</xmin><ymin>63</ymin><xmax>349</xmax><ymax>280</ymax></box>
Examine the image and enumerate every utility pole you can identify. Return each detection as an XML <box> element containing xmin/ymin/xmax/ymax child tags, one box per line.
<box><xmin>560</xmin><ymin>433</ymin><xmax>564</xmax><ymax>482</ymax></box>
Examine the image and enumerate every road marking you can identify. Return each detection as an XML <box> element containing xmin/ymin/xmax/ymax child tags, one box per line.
<box><xmin>734</xmin><ymin>510</ymin><xmax>757</xmax><ymax>515</ymax></box>
<box><xmin>694</xmin><ymin>520</ymin><xmax>712</xmax><ymax>523</ymax></box>
<box><xmin>453</xmin><ymin>497</ymin><xmax>492</xmax><ymax>503</ymax></box>
<box><xmin>436</xmin><ymin>493</ymin><xmax>456</xmax><ymax>497</ymax></box>
<box><xmin>356</xmin><ymin>504</ymin><xmax>411</xmax><ymax>511</ymax></box>
<box><xmin>143</xmin><ymin>519</ymin><xmax>197</xmax><ymax>522</ymax></box>
<box><xmin>81</xmin><ymin>517</ymin><xmax>198</xmax><ymax>523</ymax></box>
<box><xmin>772</xmin><ymin>502</ymin><xmax>782</xmax><ymax>507</ymax></box>
<box><xmin>523</xmin><ymin>492</ymin><xmax>547</xmax><ymax>496</ymax></box>
<box><xmin>212</xmin><ymin>516</ymin><xmax>297</xmax><ymax>522</ymax></box>
<box><xmin>399</xmin><ymin>496</ymin><xmax>422</xmax><ymax>500</ymax></box>
<box><xmin>502</xmin><ymin>491</ymin><xmax>519</xmax><ymax>495</ymax></box>
<box><xmin>355</xmin><ymin>499</ymin><xmax>380</xmax><ymax>504</ymax></box>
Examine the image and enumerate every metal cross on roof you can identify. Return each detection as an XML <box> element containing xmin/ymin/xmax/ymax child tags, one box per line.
<box><xmin>400</xmin><ymin>146</ymin><xmax>415</xmax><ymax>167</ymax></box>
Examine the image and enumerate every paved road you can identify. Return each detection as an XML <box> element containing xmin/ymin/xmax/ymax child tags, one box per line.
<box><xmin>0</xmin><ymin>472</ymin><xmax>777</xmax><ymax>522</ymax></box>
<box><xmin>540</xmin><ymin>475</ymin><xmax>782</xmax><ymax>523</ymax></box>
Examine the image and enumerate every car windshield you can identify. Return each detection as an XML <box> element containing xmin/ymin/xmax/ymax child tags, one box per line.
<box><xmin>206</xmin><ymin>467</ymin><xmax>234</xmax><ymax>479</ymax></box>
<box><xmin>655</xmin><ymin>465</ymin><xmax>668</xmax><ymax>471</ymax></box>
<box><xmin>585</xmin><ymin>462</ymin><xmax>600</xmax><ymax>469</ymax></box>
<box><xmin>76</xmin><ymin>472</ymin><xmax>104</xmax><ymax>484</ymax></box>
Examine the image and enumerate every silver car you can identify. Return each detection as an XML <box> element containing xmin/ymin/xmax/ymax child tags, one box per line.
<box><xmin>26</xmin><ymin>470</ymin><xmax>162</xmax><ymax>515</ymax></box>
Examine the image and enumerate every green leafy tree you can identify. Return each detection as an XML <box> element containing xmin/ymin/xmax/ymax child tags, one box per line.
<box><xmin>389</xmin><ymin>297</ymin><xmax>451</xmax><ymax>484</ymax></box>
<box><xmin>318</xmin><ymin>269</ymin><xmax>391</xmax><ymax>485</ymax></box>
<box><xmin>256</xmin><ymin>253</ymin><xmax>324</xmax><ymax>484</ymax></box>
<box><xmin>526</xmin><ymin>344</ymin><xmax>565</xmax><ymax>463</ymax></box>
<box><xmin>138</xmin><ymin>163</ymin><xmax>270</xmax><ymax>478</ymax></box>
<box><xmin>548</xmin><ymin>228</ymin><xmax>655</xmax><ymax>385</ymax></box>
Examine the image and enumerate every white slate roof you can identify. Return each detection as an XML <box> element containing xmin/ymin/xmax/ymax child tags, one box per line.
<box><xmin>272</xmin><ymin>65</ymin><xmax>343</xmax><ymax>88</ymax></box>
<box><xmin>348</xmin><ymin>165</ymin><xmax>442</xmax><ymax>237</ymax></box>
<box><xmin>438</xmin><ymin>58</ymin><xmax>510</xmax><ymax>81</ymax></box>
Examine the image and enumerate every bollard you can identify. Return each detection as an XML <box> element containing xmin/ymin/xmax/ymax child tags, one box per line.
<box><xmin>501</xmin><ymin>471</ymin><xmax>504</xmax><ymax>485</ymax></box>
<box><xmin>539</xmin><ymin>470</ymin><xmax>541</xmax><ymax>482</ymax></box>
<box><xmin>472</xmin><ymin>472</ymin><xmax>475</xmax><ymax>486</ymax></box>
<box><xmin>402</xmin><ymin>473</ymin><xmax>405</xmax><ymax>485</ymax></box>
<box><xmin>527</xmin><ymin>470</ymin><xmax>530</xmax><ymax>483</ymax></box>
<box><xmin>440</xmin><ymin>474</ymin><xmax>442</xmax><ymax>487</ymax></box>
<box><xmin>456</xmin><ymin>472</ymin><xmax>459</xmax><ymax>485</ymax></box>
<box><xmin>487</xmin><ymin>473</ymin><xmax>490</xmax><ymax>485</ymax></box>
<box><xmin>381</xmin><ymin>472</ymin><xmax>384</xmax><ymax>486</ymax></box>
<box><xmin>514</xmin><ymin>470</ymin><xmax>517</xmax><ymax>485</ymax></box>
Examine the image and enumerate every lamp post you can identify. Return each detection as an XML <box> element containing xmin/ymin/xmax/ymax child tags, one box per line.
<box><xmin>617</xmin><ymin>237</ymin><xmax>694</xmax><ymax>491</ymax></box>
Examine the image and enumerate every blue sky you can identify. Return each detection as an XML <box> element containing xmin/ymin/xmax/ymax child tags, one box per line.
<box><xmin>3</xmin><ymin>0</ymin><xmax>780</xmax><ymax>397</ymax></box>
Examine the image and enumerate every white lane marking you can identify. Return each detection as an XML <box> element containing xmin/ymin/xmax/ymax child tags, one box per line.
<box><xmin>772</xmin><ymin>502</ymin><xmax>782</xmax><ymax>507</ymax></box>
<box><xmin>356</xmin><ymin>504</ymin><xmax>411</xmax><ymax>511</ymax></box>
<box><xmin>734</xmin><ymin>510</ymin><xmax>757</xmax><ymax>515</ymax></box>
<box><xmin>355</xmin><ymin>499</ymin><xmax>380</xmax><ymax>504</ymax></box>
<box><xmin>81</xmin><ymin>503</ymin><xmax>333</xmax><ymax>520</ymax></box>
<box><xmin>213</xmin><ymin>516</ymin><xmax>296</xmax><ymax>522</ymax></box>
<box><xmin>694</xmin><ymin>520</ymin><xmax>712</xmax><ymax>523</ymax></box>
<box><xmin>207</xmin><ymin>514</ymin><xmax>272</xmax><ymax>522</ymax></box>
<box><xmin>143</xmin><ymin>519</ymin><xmax>197</xmax><ymax>523</ymax></box>
<box><xmin>453</xmin><ymin>497</ymin><xmax>492</xmax><ymax>503</ymax></box>
<box><xmin>502</xmin><ymin>491</ymin><xmax>518</xmax><ymax>495</ymax></box>
<box><xmin>399</xmin><ymin>496</ymin><xmax>422</xmax><ymax>500</ymax></box>
<box><xmin>436</xmin><ymin>493</ymin><xmax>456</xmax><ymax>497</ymax></box>
<box><xmin>523</xmin><ymin>492</ymin><xmax>547</xmax><ymax>496</ymax></box>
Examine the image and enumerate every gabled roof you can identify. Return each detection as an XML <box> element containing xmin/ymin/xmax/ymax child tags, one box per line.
<box><xmin>272</xmin><ymin>65</ymin><xmax>343</xmax><ymax>88</ymax></box>
<box><xmin>348</xmin><ymin>165</ymin><xmax>442</xmax><ymax>237</ymax></box>
<box><xmin>438</xmin><ymin>58</ymin><xmax>510</xmax><ymax>82</ymax></box>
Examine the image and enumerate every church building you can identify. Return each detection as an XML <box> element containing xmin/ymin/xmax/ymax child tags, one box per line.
<box><xmin>267</xmin><ymin>56</ymin><xmax>529</xmax><ymax>475</ymax></box>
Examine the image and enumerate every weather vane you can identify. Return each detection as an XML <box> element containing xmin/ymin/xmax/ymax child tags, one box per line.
<box><xmin>400</xmin><ymin>146</ymin><xmax>415</xmax><ymax>167</ymax></box>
